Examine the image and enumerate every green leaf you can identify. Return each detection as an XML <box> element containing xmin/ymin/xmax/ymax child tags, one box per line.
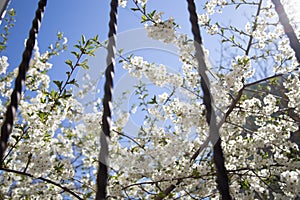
<box><xmin>192</xmin><ymin>169</ymin><xmax>200</xmax><ymax>177</ymax></box>
<box><xmin>37</xmin><ymin>111</ymin><xmax>49</xmax><ymax>122</ymax></box>
<box><xmin>65</xmin><ymin>59</ymin><xmax>73</xmax><ymax>69</ymax></box>
<box><xmin>142</xmin><ymin>4</ymin><xmax>146</xmax><ymax>12</ymax></box>
<box><xmin>8</xmin><ymin>8</ymin><xmax>16</xmax><ymax>16</ymax></box>
<box><xmin>241</xmin><ymin>179</ymin><xmax>250</xmax><ymax>189</ymax></box>
<box><xmin>117</xmin><ymin>48</ymin><xmax>124</xmax><ymax>55</ymax></box>
<box><xmin>86</xmin><ymin>44</ymin><xmax>95</xmax><ymax>50</ymax></box>
<box><xmin>57</xmin><ymin>32</ymin><xmax>63</xmax><ymax>40</ymax></box>
<box><xmin>93</xmin><ymin>34</ymin><xmax>99</xmax><ymax>41</ymax></box>
<box><xmin>40</xmin><ymin>98</ymin><xmax>46</xmax><ymax>103</ymax></box>
<box><xmin>148</xmin><ymin>95</ymin><xmax>157</xmax><ymax>104</ymax></box>
<box><xmin>78</xmin><ymin>59</ymin><xmax>89</xmax><ymax>70</ymax></box>
<box><xmin>61</xmin><ymin>89</ymin><xmax>72</xmax><ymax>98</ymax></box>
<box><xmin>84</xmin><ymin>192</ymin><xmax>93</xmax><ymax>198</ymax></box>
<box><xmin>0</xmin><ymin>45</ymin><xmax>6</xmax><ymax>51</ymax></box>
<box><xmin>141</xmin><ymin>15</ymin><xmax>147</xmax><ymax>23</ymax></box>
<box><xmin>43</xmin><ymin>132</ymin><xmax>51</xmax><ymax>142</ymax></box>
<box><xmin>68</xmin><ymin>79</ymin><xmax>79</xmax><ymax>87</ymax></box>
<box><xmin>130</xmin><ymin>7</ymin><xmax>139</xmax><ymax>11</ymax></box>
<box><xmin>50</xmin><ymin>89</ymin><xmax>59</xmax><ymax>99</ymax></box>
<box><xmin>221</xmin><ymin>28</ymin><xmax>224</xmax><ymax>35</ymax></box>
<box><xmin>81</xmin><ymin>35</ymin><xmax>86</xmax><ymax>45</ymax></box>
<box><xmin>74</xmin><ymin>44</ymin><xmax>81</xmax><ymax>49</ymax></box>
<box><xmin>148</xmin><ymin>10</ymin><xmax>156</xmax><ymax>18</ymax></box>
<box><xmin>53</xmin><ymin>80</ymin><xmax>63</xmax><ymax>90</ymax></box>
<box><xmin>71</xmin><ymin>51</ymin><xmax>80</xmax><ymax>59</ymax></box>
<box><xmin>157</xmin><ymin>192</ymin><xmax>166</xmax><ymax>198</ymax></box>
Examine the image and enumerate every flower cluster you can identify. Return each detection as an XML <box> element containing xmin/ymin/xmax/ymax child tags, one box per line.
<box><xmin>119</xmin><ymin>0</ymin><xmax>148</xmax><ymax>8</ymax></box>
<box><xmin>123</xmin><ymin>56</ymin><xmax>183</xmax><ymax>87</ymax></box>
<box><xmin>0</xmin><ymin>56</ymin><xmax>8</xmax><ymax>75</ymax></box>
<box><xmin>280</xmin><ymin>170</ymin><xmax>300</xmax><ymax>197</ymax></box>
<box><xmin>144</xmin><ymin>12</ymin><xmax>176</xmax><ymax>43</ymax></box>
<box><xmin>223</xmin><ymin>55</ymin><xmax>254</xmax><ymax>91</ymax></box>
<box><xmin>284</xmin><ymin>75</ymin><xmax>300</xmax><ymax>114</ymax></box>
<box><xmin>1</xmin><ymin>0</ymin><xmax>300</xmax><ymax>199</ymax></box>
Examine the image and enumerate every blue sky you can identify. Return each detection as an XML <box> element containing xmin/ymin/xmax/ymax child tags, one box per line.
<box><xmin>0</xmin><ymin>0</ymin><xmax>257</xmax><ymax>135</ymax></box>
<box><xmin>1</xmin><ymin>0</ymin><xmax>254</xmax><ymax>79</ymax></box>
<box><xmin>3</xmin><ymin>0</ymin><xmax>193</xmax><ymax>79</ymax></box>
<box><xmin>0</xmin><ymin>0</ymin><xmax>201</xmax><ymax>132</ymax></box>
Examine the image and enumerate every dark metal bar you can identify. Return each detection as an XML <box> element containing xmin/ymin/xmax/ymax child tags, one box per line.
<box><xmin>0</xmin><ymin>0</ymin><xmax>47</xmax><ymax>167</ymax></box>
<box><xmin>95</xmin><ymin>0</ymin><xmax>118</xmax><ymax>199</ymax></box>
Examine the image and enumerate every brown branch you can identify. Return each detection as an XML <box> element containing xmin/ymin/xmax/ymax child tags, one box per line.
<box><xmin>2</xmin><ymin>126</ymin><xmax>29</xmax><ymax>164</ymax></box>
<box><xmin>0</xmin><ymin>167</ymin><xmax>83</xmax><ymax>200</ymax></box>
<box><xmin>122</xmin><ymin>174</ymin><xmax>211</xmax><ymax>192</ymax></box>
<box><xmin>112</xmin><ymin>129</ymin><xmax>145</xmax><ymax>150</ymax></box>
<box><xmin>23</xmin><ymin>153</ymin><xmax>32</xmax><ymax>173</ymax></box>
<box><xmin>245</xmin><ymin>0</ymin><xmax>262</xmax><ymax>55</ymax></box>
<box><xmin>191</xmin><ymin>72</ymin><xmax>284</xmax><ymax>165</ymax></box>
<box><xmin>154</xmin><ymin>183</ymin><xmax>177</xmax><ymax>200</ymax></box>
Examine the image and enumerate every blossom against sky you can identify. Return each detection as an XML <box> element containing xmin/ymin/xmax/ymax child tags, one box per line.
<box><xmin>2</xmin><ymin>0</ymin><xmax>250</xmax><ymax>79</ymax></box>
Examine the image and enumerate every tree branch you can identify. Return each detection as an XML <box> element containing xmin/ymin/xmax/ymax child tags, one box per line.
<box><xmin>245</xmin><ymin>0</ymin><xmax>262</xmax><ymax>55</ymax></box>
<box><xmin>271</xmin><ymin>0</ymin><xmax>300</xmax><ymax>63</ymax></box>
<box><xmin>0</xmin><ymin>167</ymin><xmax>83</xmax><ymax>200</ymax></box>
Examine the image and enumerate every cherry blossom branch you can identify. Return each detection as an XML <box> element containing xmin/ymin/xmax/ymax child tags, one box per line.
<box><xmin>181</xmin><ymin>188</ymin><xmax>199</xmax><ymax>200</ymax></box>
<box><xmin>222</xmin><ymin>73</ymin><xmax>283</xmax><ymax>121</ymax></box>
<box><xmin>112</xmin><ymin>129</ymin><xmax>145</xmax><ymax>150</ymax></box>
<box><xmin>181</xmin><ymin>85</ymin><xmax>203</xmax><ymax>99</ymax></box>
<box><xmin>131</xmin><ymin>0</ymin><xmax>157</xmax><ymax>24</ymax></box>
<box><xmin>23</xmin><ymin>153</ymin><xmax>32</xmax><ymax>173</ymax></box>
<box><xmin>245</xmin><ymin>73</ymin><xmax>283</xmax><ymax>88</ymax></box>
<box><xmin>154</xmin><ymin>184</ymin><xmax>177</xmax><ymax>200</ymax></box>
<box><xmin>121</xmin><ymin>162</ymin><xmax>285</xmax><ymax>199</ymax></box>
<box><xmin>122</xmin><ymin>163</ymin><xmax>284</xmax><ymax>191</ymax></box>
<box><xmin>212</xmin><ymin>0</ymin><xmax>262</xmax><ymax>55</ymax></box>
<box><xmin>0</xmin><ymin>0</ymin><xmax>47</xmax><ymax>168</ymax></box>
<box><xmin>228</xmin><ymin>164</ymin><xmax>284</xmax><ymax>173</ymax></box>
<box><xmin>122</xmin><ymin>174</ymin><xmax>211</xmax><ymax>191</ymax></box>
<box><xmin>245</xmin><ymin>0</ymin><xmax>262</xmax><ymax>55</ymax></box>
<box><xmin>191</xmin><ymin>73</ymin><xmax>285</xmax><ymax>162</ymax></box>
<box><xmin>216</xmin><ymin>1</ymin><xmax>259</xmax><ymax>8</ymax></box>
<box><xmin>50</xmin><ymin>36</ymin><xmax>100</xmax><ymax>112</ymax></box>
<box><xmin>0</xmin><ymin>167</ymin><xmax>83</xmax><ymax>200</ymax></box>
<box><xmin>217</xmin><ymin>31</ymin><xmax>247</xmax><ymax>52</ymax></box>
<box><xmin>71</xmin><ymin>177</ymin><xmax>96</xmax><ymax>192</ymax></box>
<box><xmin>1</xmin><ymin>126</ymin><xmax>28</xmax><ymax>164</ymax></box>
<box><xmin>196</xmin><ymin>59</ymin><xmax>290</xmax><ymax>159</ymax></box>
<box><xmin>271</xmin><ymin>0</ymin><xmax>300</xmax><ymax>63</ymax></box>
<box><xmin>249</xmin><ymin>168</ymin><xmax>278</xmax><ymax>193</ymax></box>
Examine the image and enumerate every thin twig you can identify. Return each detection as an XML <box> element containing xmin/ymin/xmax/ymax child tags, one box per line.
<box><xmin>245</xmin><ymin>0</ymin><xmax>262</xmax><ymax>55</ymax></box>
<box><xmin>112</xmin><ymin>129</ymin><xmax>145</xmax><ymax>150</ymax></box>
